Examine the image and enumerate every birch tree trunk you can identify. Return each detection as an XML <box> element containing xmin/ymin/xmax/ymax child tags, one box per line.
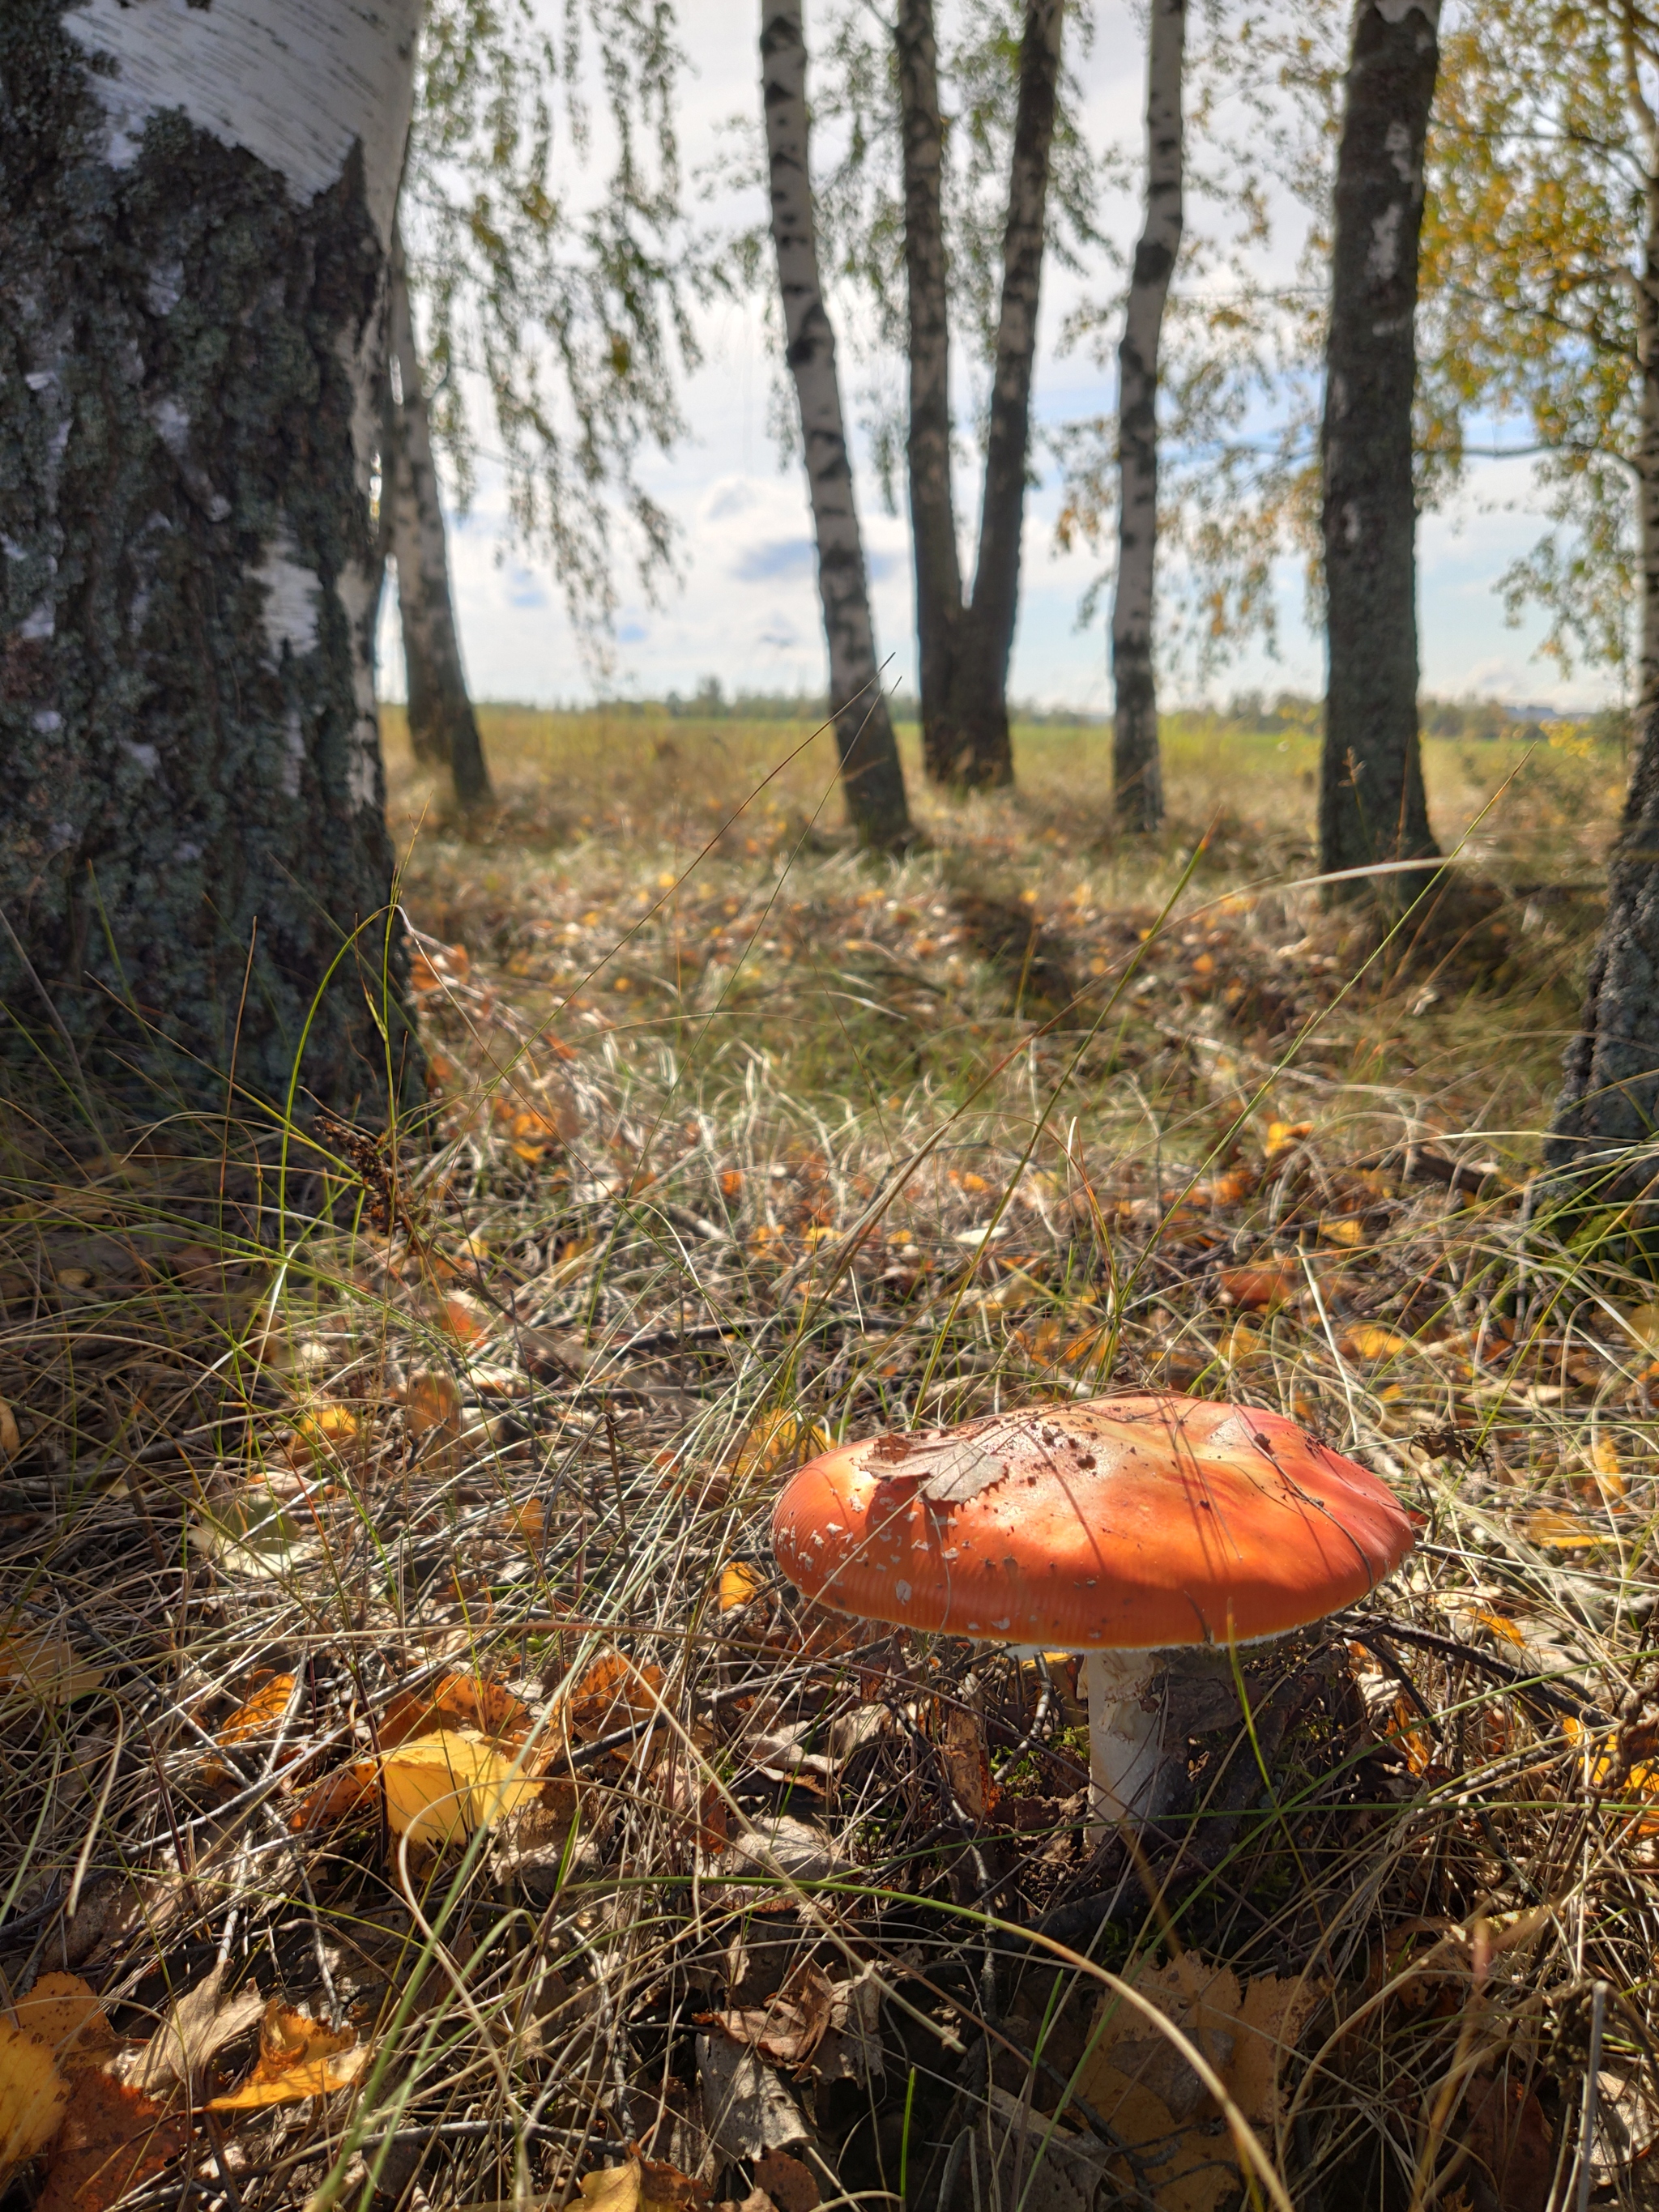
<box><xmin>0</xmin><ymin>0</ymin><xmax>420</xmax><ymax>1125</ymax></box>
<box><xmin>1546</xmin><ymin>49</ymin><xmax>1659</xmax><ymax>1193</ymax></box>
<box><xmin>897</xmin><ymin>0</ymin><xmax>965</xmax><ymax>788</ymax></box>
<box><xmin>945</xmin><ymin>0</ymin><xmax>1064</xmax><ymax>791</ymax></box>
<box><xmin>1319</xmin><ymin>0</ymin><xmax>1440</xmax><ymax>887</ymax></box>
<box><xmin>1111</xmin><ymin>0</ymin><xmax>1186</xmax><ymax>837</ymax></box>
<box><xmin>761</xmin><ymin>0</ymin><xmax>912</xmax><ymax>849</ymax></box>
<box><xmin>386</xmin><ymin>223</ymin><xmax>493</xmax><ymax>809</ymax></box>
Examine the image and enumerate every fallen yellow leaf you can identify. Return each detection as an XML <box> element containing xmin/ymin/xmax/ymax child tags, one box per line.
<box><xmin>1075</xmin><ymin>1955</ymin><xmax>1325</xmax><ymax>2212</ymax></box>
<box><xmin>292</xmin><ymin>1403</ymin><xmax>359</xmax><ymax>1460</ymax></box>
<box><xmin>1320</xmin><ymin>1217</ymin><xmax>1365</xmax><ymax>1248</ymax></box>
<box><xmin>1265</xmin><ymin>1120</ymin><xmax>1311</xmax><ymax>1158</ymax></box>
<box><xmin>1524</xmin><ymin>1507</ymin><xmax>1606</xmax><ymax>1549</ymax></box>
<box><xmin>1621</xmin><ymin>1302</ymin><xmax>1659</xmax><ymax>1349</ymax></box>
<box><xmin>1472</xmin><ymin>1609</ymin><xmax>1525</xmax><ymax>1647</ymax></box>
<box><xmin>1590</xmin><ymin>1435</ymin><xmax>1626</xmax><ymax>1499</ymax></box>
<box><xmin>0</xmin><ymin>1626</ymin><xmax>104</xmax><ymax>1706</ymax></box>
<box><xmin>208</xmin><ymin>1998</ymin><xmax>367</xmax><ymax>2109</ymax></box>
<box><xmin>0</xmin><ymin>2019</ymin><xmax>69</xmax><ymax>2171</ymax></box>
<box><xmin>733</xmin><ymin>1410</ymin><xmax>831</xmax><ymax>1485</ymax></box>
<box><xmin>719</xmin><ymin>1562</ymin><xmax>767</xmax><ymax>1612</ymax></box>
<box><xmin>1341</xmin><ymin>1325</ymin><xmax>1409</xmax><ymax>1360</ymax></box>
<box><xmin>508</xmin><ymin>1498</ymin><xmax>547</xmax><ymax>1545</ymax></box>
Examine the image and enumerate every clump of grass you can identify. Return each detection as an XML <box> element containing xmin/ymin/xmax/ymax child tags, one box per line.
<box><xmin>1</xmin><ymin>712</ymin><xmax>1651</xmax><ymax>2212</ymax></box>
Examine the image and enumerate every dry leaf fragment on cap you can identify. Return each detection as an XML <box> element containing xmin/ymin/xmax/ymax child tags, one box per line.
<box><xmin>0</xmin><ymin>2019</ymin><xmax>70</xmax><ymax>2176</ymax></box>
<box><xmin>34</xmin><ymin>2070</ymin><xmax>184</xmax><ymax>2212</ymax></box>
<box><xmin>1073</xmin><ymin>1956</ymin><xmax>1326</xmax><ymax>2212</ymax></box>
<box><xmin>11</xmin><ymin>1975</ymin><xmax>113</xmax><ymax>2073</ymax></box>
<box><xmin>207</xmin><ymin>1999</ymin><xmax>368</xmax><ymax>2108</ymax></box>
<box><xmin>0</xmin><ymin>1626</ymin><xmax>105</xmax><ymax>1706</ymax></box>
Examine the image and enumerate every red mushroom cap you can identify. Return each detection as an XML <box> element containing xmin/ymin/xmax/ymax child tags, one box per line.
<box><xmin>771</xmin><ymin>1394</ymin><xmax>1418</xmax><ymax>1648</ymax></box>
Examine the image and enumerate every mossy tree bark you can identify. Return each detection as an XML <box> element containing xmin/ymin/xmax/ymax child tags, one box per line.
<box><xmin>1319</xmin><ymin>0</ymin><xmax>1440</xmax><ymax>889</ymax></box>
<box><xmin>897</xmin><ymin>0</ymin><xmax>1063</xmax><ymax>792</ymax></box>
<box><xmin>1546</xmin><ymin>76</ymin><xmax>1659</xmax><ymax>1195</ymax></box>
<box><xmin>385</xmin><ymin>221</ymin><xmax>492</xmax><ymax>810</ymax></box>
<box><xmin>1111</xmin><ymin>0</ymin><xmax>1185</xmax><ymax>838</ymax></box>
<box><xmin>761</xmin><ymin>0</ymin><xmax>912</xmax><ymax>849</ymax></box>
<box><xmin>0</xmin><ymin>0</ymin><xmax>422</xmax><ymax>1128</ymax></box>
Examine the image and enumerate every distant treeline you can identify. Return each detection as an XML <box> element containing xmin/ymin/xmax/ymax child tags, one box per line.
<box><xmin>479</xmin><ymin>681</ymin><xmax>1627</xmax><ymax>745</ymax></box>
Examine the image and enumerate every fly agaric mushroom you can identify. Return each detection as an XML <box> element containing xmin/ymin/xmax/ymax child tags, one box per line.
<box><xmin>771</xmin><ymin>1394</ymin><xmax>1417</xmax><ymax>1834</ymax></box>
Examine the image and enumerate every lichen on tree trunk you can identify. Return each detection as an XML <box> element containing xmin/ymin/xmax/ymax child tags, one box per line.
<box><xmin>1111</xmin><ymin>0</ymin><xmax>1185</xmax><ymax>838</ymax></box>
<box><xmin>0</xmin><ymin>0</ymin><xmax>421</xmax><ymax>1127</ymax></box>
<box><xmin>386</xmin><ymin>222</ymin><xmax>493</xmax><ymax>811</ymax></box>
<box><xmin>1319</xmin><ymin>0</ymin><xmax>1441</xmax><ymax>892</ymax></box>
<box><xmin>761</xmin><ymin>0</ymin><xmax>912</xmax><ymax>850</ymax></box>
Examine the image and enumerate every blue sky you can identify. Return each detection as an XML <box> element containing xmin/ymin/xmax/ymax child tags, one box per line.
<box><xmin>378</xmin><ymin>0</ymin><xmax>1621</xmax><ymax>716</ymax></box>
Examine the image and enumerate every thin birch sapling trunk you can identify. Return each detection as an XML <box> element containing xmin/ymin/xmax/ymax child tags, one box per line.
<box><xmin>1546</xmin><ymin>28</ymin><xmax>1659</xmax><ymax>1194</ymax></box>
<box><xmin>1111</xmin><ymin>0</ymin><xmax>1186</xmax><ymax>837</ymax></box>
<box><xmin>897</xmin><ymin>0</ymin><xmax>964</xmax><ymax>788</ymax></box>
<box><xmin>1319</xmin><ymin>0</ymin><xmax>1440</xmax><ymax>888</ymax></box>
<box><xmin>0</xmin><ymin>0</ymin><xmax>422</xmax><ymax>1123</ymax></box>
<box><xmin>896</xmin><ymin>0</ymin><xmax>1063</xmax><ymax>791</ymax></box>
<box><xmin>386</xmin><ymin>223</ymin><xmax>493</xmax><ymax>808</ymax></box>
<box><xmin>761</xmin><ymin>0</ymin><xmax>912</xmax><ymax>847</ymax></box>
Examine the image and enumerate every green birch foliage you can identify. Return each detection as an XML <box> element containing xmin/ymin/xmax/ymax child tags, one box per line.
<box><xmin>403</xmin><ymin>0</ymin><xmax>708</xmax><ymax>654</ymax></box>
<box><xmin>1418</xmin><ymin>0</ymin><xmax>1652</xmax><ymax>688</ymax></box>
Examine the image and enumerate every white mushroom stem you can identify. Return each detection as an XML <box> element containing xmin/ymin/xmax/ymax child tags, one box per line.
<box><xmin>1085</xmin><ymin>1647</ymin><xmax>1167</xmax><ymax>1842</ymax></box>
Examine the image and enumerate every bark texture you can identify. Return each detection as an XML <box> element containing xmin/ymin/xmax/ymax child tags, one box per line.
<box><xmin>1111</xmin><ymin>0</ymin><xmax>1185</xmax><ymax>837</ymax></box>
<box><xmin>0</xmin><ymin>0</ymin><xmax>421</xmax><ymax>1125</ymax></box>
<box><xmin>761</xmin><ymin>0</ymin><xmax>911</xmax><ymax>849</ymax></box>
<box><xmin>898</xmin><ymin>0</ymin><xmax>1063</xmax><ymax>791</ymax></box>
<box><xmin>385</xmin><ymin>223</ymin><xmax>492</xmax><ymax>808</ymax></box>
<box><xmin>897</xmin><ymin>0</ymin><xmax>962</xmax><ymax>787</ymax></box>
<box><xmin>1319</xmin><ymin>0</ymin><xmax>1440</xmax><ymax>887</ymax></box>
<box><xmin>1546</xmin><ymin>117</ymin><xmax>1659</xmax><ymax>1192</ymax></box>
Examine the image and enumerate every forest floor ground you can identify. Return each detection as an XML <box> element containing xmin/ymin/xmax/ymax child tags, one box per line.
<box><xmin>3</xmin><ymin>710</ymin><xmax>1657</xmax><ymax>2212</ymax></box>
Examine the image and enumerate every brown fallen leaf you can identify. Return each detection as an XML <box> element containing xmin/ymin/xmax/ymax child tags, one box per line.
<box><xmin>0</xmin><ymin>1626</ymin><xmax>104</xmax><ymax>1706</ymax></box>
<box><xmin>752</xmin><ymin>2150</ymin><xmax>818</xmax><ymax>2212</ymax></box>
<box><xmin>200</xmin><ymin>1671</ymin><xmax>296</xmax><ymax>1784</ymax></box>
<box><xmin>0</xmin><ymin>1398</ymin><xmax>19</xmax><ymax>1458</ymax></box>
<box><xmin>699</xmin><ymin>1961</ymin><xmax>835</xmax><ymax>2072</ymax></box>
<box><xmin>207</xmin><ymin>1998</ymin><xmax>368</xmax><ymax>2109</ymax></box>
<box><xmin>1218</xmin><ymin>1264</ymin><xmax>1298</xmax><ymax>1312</ymax></box>
<box><xmin>1461</xmin><ymin>2071</ymin><xmax>1553</xmax><ymax>2212</ymax></box>
<box><xmin>0</xmin><ymin>2019</ymin><xmax>70</xmax><ymax>2175</ymax></box>
<box><xmin>36</xmin><ymin>2070</ymin><xmax>184</xmax><ymax>2212</ymax></box>
<box><xmin>130</xmin><ymin>1967</ymin><xmax>266</xmax><ymax>2095</ymax></box>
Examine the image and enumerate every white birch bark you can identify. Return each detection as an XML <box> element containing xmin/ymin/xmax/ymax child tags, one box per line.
<box><xmin>761</xmin><ymin>0</ymin><xmax>911</xmax><ymax>847</ymax></box>
<box><xmin>1</xmin><ymin>0</ymin><xmax>422</xmax><ymax>1116</ymax></box>
<box><xmin>1111</xmin><ymin>0</ymin><xmax>1186</xmax><ymax>837</ymax></box>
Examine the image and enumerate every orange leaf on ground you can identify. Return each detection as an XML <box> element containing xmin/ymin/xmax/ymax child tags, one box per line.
<box><xmin>380</xmin><ymin>1672</ymin><xmax>531</xmax><ymax>1748</ymax></box>
<box><xmin>564</xmin><ymin>1652</ymin><xmax>666</xmax><ymax>1741</ymax></box>
<box><xmin>208</xmin><ymin>1999</ymin><xmax>366</xmax><ymax>2109</ymax></box>
<box><xmin>36</xmin><ymin>2071</ymin><xmax>183</xmax><ymax>2212</ymax></box>
<box><xmin>719</xmin><ymin>1562</ymin><xmax>767</xmax><ymax>1612</ymax></box>
<box><xmin>438</xmin><ymin>1292</ymin><xmax>490</xmax><ymax>1347</ymax></box>
<box><xmin>1218</xmin><ymin>1264</ymin><xmax>1297</xmax><ymax>1312</ymax></box>
<box><xmin>403</xmin><ymin>1367</ymin><xmax>462</xmax><ymax>1447</ymax></box>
